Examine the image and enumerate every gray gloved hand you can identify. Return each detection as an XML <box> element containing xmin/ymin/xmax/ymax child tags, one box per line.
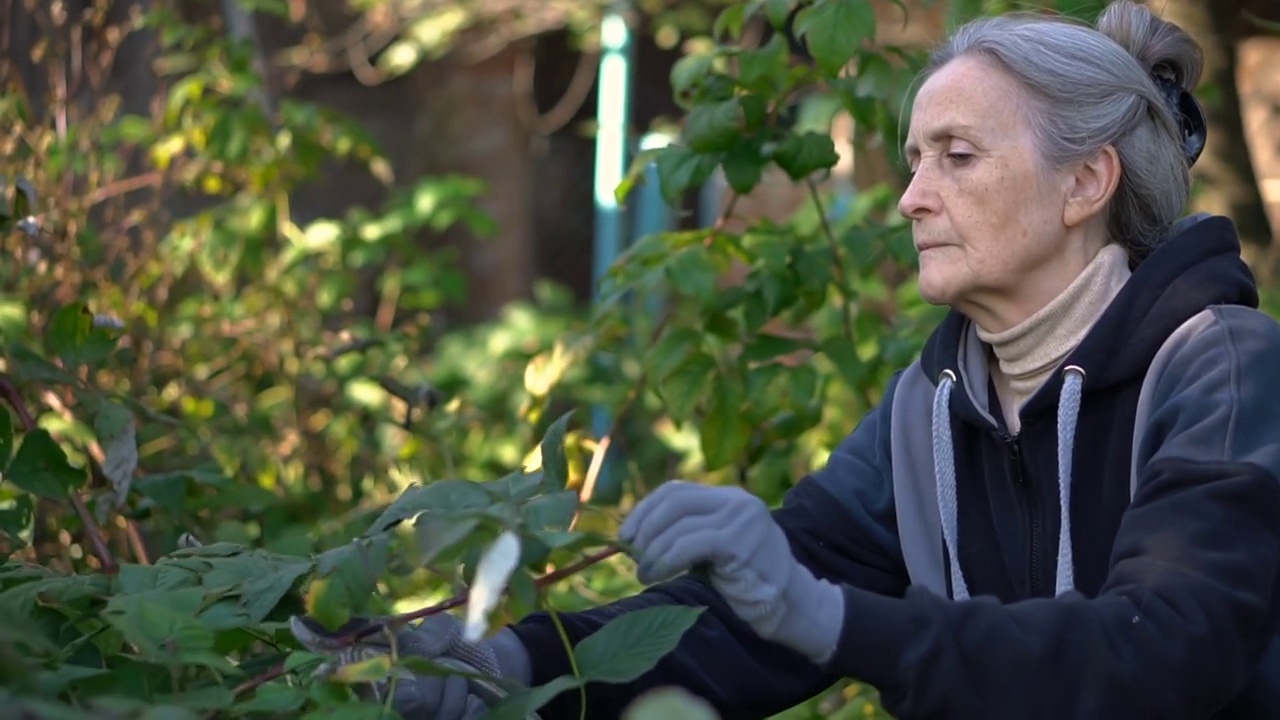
<box><xmin>618</xmin><ymin>480</ymin><xmax>846</xmax><ymax>665</ymax></box>
<box><xmin>290</xmin><ymin>612</ymin><xmax>534</xmax><ymax>719</ymax></box>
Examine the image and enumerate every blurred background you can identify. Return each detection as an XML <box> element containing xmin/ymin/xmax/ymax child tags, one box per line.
<box><xmin>2</xmin><ymin>0</ymin><xmax>1278</xmax><ymax>716</ymax></box>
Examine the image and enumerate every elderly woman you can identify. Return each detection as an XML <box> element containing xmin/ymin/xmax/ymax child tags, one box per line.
<box><xmin>300</xmin><ymin>1</ymin><xmax>1280</xmax><ymax>717</ymax></box>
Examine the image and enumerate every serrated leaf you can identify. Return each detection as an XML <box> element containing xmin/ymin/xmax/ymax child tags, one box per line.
<box><xmin>645</xmin><ymin>327</ymin><xmax>705</xmax><ymax>384</ymax></box>
<box><xmin>366</xmin><ymin>479</ymin><xmax>492</xmax><ymax>535</ymax></box>
<box><xmin>8</xmin><ymin>428</ymin><xmax>86</xmax><ymax>498</ymax></box>
<box><xmin>665</xmin><ymin>246</ymin><xmax>719</xmax><ymax>303</ymax></box>
<box><xmin>660</xmin><ymin>352</ymin><xmax>715</xmax><ymax>422</ymax></box>
<box><xmin>306</xmin><ymin>536</ymin><xmax>389</xmax><ymax>631</ymax></box>
<box><xmin>538</xmin><ymin>411</ymin><xmax>573</xmax><ymax>491</ymax></box>
<box><xmin>233</xmin><ymin>682</ymin><xmax>308</xmax><ymax>713</ymax></box>
<box><xmin>722</xmin><ymin>143</ymin><xmax>764</xmax><ymax>195</ymax></box>
<box><xmin>414</xmin><ymin>512</ymin><xmax>479</xmax><ymax>564</ymax></box>
<box><xmin>685</xmin><ymin>99</ymin><xmax>743</xmax><ymax>154</ymax></box>
<box><xmin>702</xmin><ymin>373</ymin><xmax>749</xmax><ymax>472</ymax></box>
<box><xmin>238</xmin><ymin>559</ymin><xmax>313</xmax><ymax>624</ymax></box>
<box><xmin>773</xmin><ymin>132</ymin><xmax>840</xmax><ymax>179</ymax></box>
<box><xmin>713</xmin><ymin>4</ymin><xmax>749</xmax><ymax>39</ymax></box>
<box><xmin>521</xmin><ymin>490</ymin><xmax>578</xmax><ymax>533</ymax></box>
<box><xmin>794</xmin><ymin>0</ymin><xmax>876</xmax><ymax>75</ymax></box>
<box><xmin>736</xmin><ymin>35</ymin><xmax>788</xmax><ymax>94</ymax></box>
<box><xmin>655</xmin><ymin>147</ymin><xmax>718</xmax><ymax>205</ymax></box>
<box><xmin>486</xmin><ymin>675</ymin><xmax>585</xmax><ymax>720</ymax></box>
<box><xmin>575</xmin><ymin>605</ymin><xmax>705</xmax><ymax>683</ymax></box>
<box><xmin>670</xmin><ymin>54</ymin><xmax>714</xmax><ymax>105</ymax></box>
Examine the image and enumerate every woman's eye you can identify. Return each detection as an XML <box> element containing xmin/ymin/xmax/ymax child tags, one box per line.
<box><xmin>947</xmin><ymin>152</ymin><xmax>975</xmax><ymax>165</ymax></box>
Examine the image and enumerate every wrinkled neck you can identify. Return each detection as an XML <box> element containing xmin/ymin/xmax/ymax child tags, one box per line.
<box><xmin>977</xmin><ymin>243</ymin><xmax>1131</xmax><ymax>434</ymax></box>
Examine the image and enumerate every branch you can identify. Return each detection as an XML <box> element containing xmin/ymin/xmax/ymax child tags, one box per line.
<box><xmin>231</xmin><ymin>546</ymin><xmax>622</xmax><ymax>703</ymax></box>
<box><xmin>806</xmin><ymin>178</ymin><xmax>855</xmax><ymax>342</ymax></box>
<box><xmin>0</xmin><ymin>374</ymin><xmax>117</xmax><ymax>573</ymax></box>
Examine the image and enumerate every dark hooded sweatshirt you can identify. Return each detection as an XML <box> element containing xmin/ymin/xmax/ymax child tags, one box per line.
<box><xmin>510</xmin><ymin>215</ymin><xmax>1280</xmax><ymax>719</ymax></box>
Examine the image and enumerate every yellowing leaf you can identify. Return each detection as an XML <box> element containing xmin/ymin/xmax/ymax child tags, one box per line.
<box><xmin>330</xmin><ymin>654</ymin><xmax>392</xmax><ymax>684</ymax></box>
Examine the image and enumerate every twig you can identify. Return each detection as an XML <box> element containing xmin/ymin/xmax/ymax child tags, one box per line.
<box><xmin>0</xmin><ymin>374</ymin><xmax>118</xmax><ymax>573</ymax></box>
<box><xmin>806</xmin><ymin>177</ymin><xmax>855</xmax><ymax>342</ymax></box>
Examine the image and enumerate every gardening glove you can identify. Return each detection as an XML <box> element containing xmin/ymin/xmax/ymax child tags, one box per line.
<box><xmin>619</xmin><ymin>480</ymin><xmax>845</xmax><ymax>665</ymax></box>
<box><xmin>290</xmin><ymin>612</ymin><xmax>534</xmax><ymax>719</ymax></box>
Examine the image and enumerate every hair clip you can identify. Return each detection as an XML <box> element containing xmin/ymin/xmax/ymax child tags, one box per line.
<box><xmin>1150</xmin><ymin>63</ymin><xmax>1207</xmax><ymax>168</ymax></box>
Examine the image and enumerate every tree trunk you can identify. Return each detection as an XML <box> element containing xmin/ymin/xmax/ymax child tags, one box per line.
<box><xmin>1160</xmin><ymin>0</ymin><xmax>1274</xmax><ymax>261</ymax></box>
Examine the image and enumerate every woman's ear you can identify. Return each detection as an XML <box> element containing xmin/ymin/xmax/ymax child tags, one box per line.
<box><xmin>1063</xmin><ymin>145</ymin><xmax>1121</xmax><ymax>229</ymax></box>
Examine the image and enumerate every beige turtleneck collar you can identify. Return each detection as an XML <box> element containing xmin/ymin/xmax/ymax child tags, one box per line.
<box><xmin>977</xmin><ymin>243</ymin><xmax>1132</xmax><ymax>434</ymax></box>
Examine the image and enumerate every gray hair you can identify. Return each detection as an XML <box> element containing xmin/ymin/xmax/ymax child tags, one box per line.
<box><xmin>923</xmin><ymin>1</ymin><xmax>1204</xmax><ymax>260</ymax></box>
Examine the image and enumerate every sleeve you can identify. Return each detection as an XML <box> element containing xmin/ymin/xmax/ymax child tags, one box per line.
<box><xmin>508</xmin><ymin>372</ymin><xmax>910</xmax><ymax>720</ymax></box>
<box><xmin>819</xmin><ymin>306</ymin><xmax>1280</xmax><ymax>719</ymax></box>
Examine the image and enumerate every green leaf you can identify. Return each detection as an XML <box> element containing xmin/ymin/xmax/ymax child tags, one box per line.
<box><xmin>521</xmin><ymin>490</ymin><xmax>578</xmax><ymax>533</ymax></box>
<box><xmin>722</xmin><ymin>143</ymin><xmax>764</xmax><ymax>195</ymax></box>
<box><xmin>414</xmin><ymin>512</ymin><xmax>480</xmax><ymax>564</ymax></box>
<box><xmin>665</xmin><ymin>246</ymin><xmax>719</xmax><ymax>303</ymax></box>
<box><xmin>713</xmin><ymin>3</ymin><xmax>749</xmax><ymax>40</ymax></box>
<box><xmin>736</xmin><ymin>35</ymin><xmax>788</xmax><ymax>94</ymax></box>
<box><xmin>538</xmin><ymin>411</ymin><xmax>573</xmax><ymax>490</ymax></box>
<box><xmin>575</xmin><ymin>605</ymin><xmax>705</xmax><ymax>683</ymax></box>
<box><xmin>486</xmin><ymin>675</ymin><xmax>586</xmax><ymax>720</ymax></box>
<box><xmin>742</xmin><ymin>334</ymin><xmax>810</xmax><ymax>364</ymax></box>
<box><xmin>684</xmin><ymin>99</ymin><xmax>743</xmax><ymax>154</ymax></box>
<box><xmin>0</xmin><ymin>495</ymin><xmax>33</xmax><ymax>547</ymax></box>
<box><xmin>671</xmin><ymin>54</ymin><xmax>715</xmax><ymax>106</ymax></box>
<box><xmin>645</xmin><ymin>327</ymin><xmax>705</xmax><ymax>383</ymax></box>
<box><xmin>367</xmin><ymin>479</ymin><xmax>493</xmax><ymax>535</ymax></box>
<box><xmin>44</xmin><ymin>303</ymin><xmax>94</xmax><ymax>367</ymax></box>
<box><xmin>659</xmin><ymin>352</ymin><xmax>715</xmax><ymax>422</ymax></box>
<box><xmin>655</xmin><ymin>147</ymin><xmax>718</xmax><ymax>205</ymax></box>
<box><xmin>701</xmin><ymin>373</ymin><xmax>750</xmax><ymax>471</ymax></box>
<box><xmin>7</xmin><ymin>428</ymin><xmax>86</xmax><ymax>498</ymax></box>
<box><xmin>772</xmin><ymin>132</ymin><xmax>840</xmax><ymax>179</ymax></box>
<box><xmin>233</xmin><ymin>682</ymin><xmax>308</xmax><ymax>713</ymax></box>
<box><xmin>794</xmin><ymin>0</ymin><xmax>876</xmax><ymax>75</ymax></box>
<box><xmin>0</xmin><ymin>407</ymin><xmax>12</xmax><ymax>470</ymax></box>
<box><xmin>762</xmin><ymin>0</ymin><xmax>794</xmax><ymax>29</ymax></box>
<box><xmin>820</xmin><ymin>334</ymin><xmax>865</xmax><ymax>391</ymax></box>
<box><xmin>305</xmin><ymin>536</ymin><xmax>389</xmax><ymax>630</ymax></box>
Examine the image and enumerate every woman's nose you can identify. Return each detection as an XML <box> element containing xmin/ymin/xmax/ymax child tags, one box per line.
<box><xmin>898</xmin><ymin>168</ymin><xmax>937</xmax><ymax>221</ymax></box>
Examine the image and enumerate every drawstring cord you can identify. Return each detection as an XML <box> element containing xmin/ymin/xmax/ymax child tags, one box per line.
<box><xmin>932</xmin><ymin>366</ymin><xmax>1086</xmax><ymax>600</ymax></box>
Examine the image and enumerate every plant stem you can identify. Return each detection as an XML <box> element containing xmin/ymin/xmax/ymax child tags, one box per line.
<box><xmin>0</xmin><ymin>373</ymin><xmax>117</xmax><ymax>573</ymax></box>
<box><xmin>806</xmin><ymin>177</ymin><xmax>856</xmax><ymax>342</ymax></box>
<box><xmin>549</xmin><ymin>606</ymin><xmax>588</xmax><ymax>720</ymax></box>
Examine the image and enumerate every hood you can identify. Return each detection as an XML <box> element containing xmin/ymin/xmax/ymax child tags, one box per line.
<box><xmin>912</xmin><ymin>213</ymin><xmax>1258</xmax><ymax>602</ymax></box>
<box><xmin>919</xmin><ymin>213</ymin><xmax>1258</xmax><ymax>428</ymax></box>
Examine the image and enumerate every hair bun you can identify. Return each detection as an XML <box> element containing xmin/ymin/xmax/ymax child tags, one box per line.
<box><xmin>1095</xmin><ymin>0</ymin><xmax>1204</xmax><ymax>90</ymax></box>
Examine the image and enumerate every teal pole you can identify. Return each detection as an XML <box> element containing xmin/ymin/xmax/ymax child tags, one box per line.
<box><xmin>589</xmin><ymin>4</ymin><xmax>634</xmax><ymax>504</ymax></box>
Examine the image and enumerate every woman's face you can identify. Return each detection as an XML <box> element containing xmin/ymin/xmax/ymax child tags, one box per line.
<box><xmin>899</xmin><ymin>55</ymin><xmax>1112</xmax><ymax>332</ymax></box>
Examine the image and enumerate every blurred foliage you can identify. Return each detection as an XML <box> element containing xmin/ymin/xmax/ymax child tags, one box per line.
<box><xmin>0</xmin><ymin>0</ymin><xmax>1226</xmax><ymax>717</ymax></box>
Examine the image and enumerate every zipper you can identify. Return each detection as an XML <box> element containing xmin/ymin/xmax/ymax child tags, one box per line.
<box><xmin>1003</xmin><ymin>433</ymin><xmax>1046</xmax><ymax>596</ymax></box>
